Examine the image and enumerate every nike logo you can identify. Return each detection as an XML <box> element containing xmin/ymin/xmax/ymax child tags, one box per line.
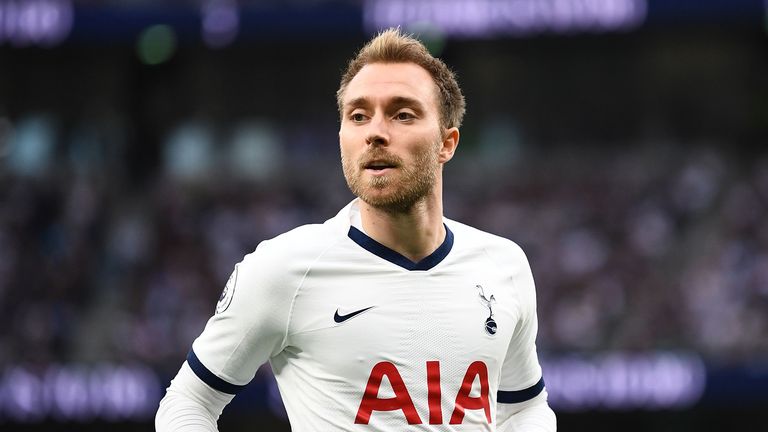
<box><xmin>334</xmin><ymin>306</ymin><xmax>375</xmax><ymax>323</ymax></box>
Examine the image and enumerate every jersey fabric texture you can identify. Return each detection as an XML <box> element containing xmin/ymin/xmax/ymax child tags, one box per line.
<box><xmin>189</xmin><ymin>199</ymin><xmax>546</xmax><ymax>431</ymax></box>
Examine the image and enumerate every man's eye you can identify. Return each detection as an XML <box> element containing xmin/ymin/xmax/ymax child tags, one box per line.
<box><xmin>396</xmin><ymin>112</ymin><xmax>414</xmax><ymax>121</ymax></box>
<box><xmin>351</xmin><ymin>113</ymin><xmax>366</xmax><ymax>122</ymax></box>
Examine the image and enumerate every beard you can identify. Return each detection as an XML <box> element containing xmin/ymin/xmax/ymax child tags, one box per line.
<box><xmin>341</xmin><ymin>141</ymin><xmax>441</xmax><ymax>214</ymax></box>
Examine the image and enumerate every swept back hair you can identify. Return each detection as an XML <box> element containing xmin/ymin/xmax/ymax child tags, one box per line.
<box><xmin>336</xmin><ymin>28</ymin><xmax>466</xmax><ymax>130</ymax></box>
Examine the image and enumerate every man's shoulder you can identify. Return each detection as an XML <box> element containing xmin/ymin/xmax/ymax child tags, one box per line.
<box><xmin>237</xmin><ymin>203</ymin><xmax>353</xmax><ymax>278</ymax></box>
<box><xmin>446</xmin><ymin>219</ymin><xmax>534</xmax><ymax>290</ymax></box>
<box><xmin>446</xmin><ymin>218</ymin><xmax>526</xmax><ymax>258</ymax></box>
<box><xmin>255</xmin><ymin>221</ymin><xmax>345</xmax><ymax>261</ymax></box>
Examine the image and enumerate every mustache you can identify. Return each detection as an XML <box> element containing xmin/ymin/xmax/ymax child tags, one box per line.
<box><xmin>358</xmin><ymin>150</ymin><xmax>403</xmax><ymax>168</ymax></box>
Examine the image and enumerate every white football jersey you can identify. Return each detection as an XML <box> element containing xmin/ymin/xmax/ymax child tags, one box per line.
<box><xmin>189</xmin><ymin>200</ymin><xmax>546</xmax><ymax>431</ymax></box>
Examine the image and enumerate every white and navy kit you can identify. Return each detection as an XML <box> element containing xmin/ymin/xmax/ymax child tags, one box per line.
<box><xmin>184</xmin><ymin>200</ymin><xmax>548</xmax><ymax>431</ymax></box>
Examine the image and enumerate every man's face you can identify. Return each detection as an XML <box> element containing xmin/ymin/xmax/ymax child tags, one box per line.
<box><xmin>339</xmin><ymin>62</ymin><xmax>447</xmax><ymax>213</ymax></box>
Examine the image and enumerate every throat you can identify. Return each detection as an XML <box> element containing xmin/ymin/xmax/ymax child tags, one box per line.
<box><xmin>359</xmin><ymin>203</ymin><xmax>446</xmax><ymax>263</ymax></box>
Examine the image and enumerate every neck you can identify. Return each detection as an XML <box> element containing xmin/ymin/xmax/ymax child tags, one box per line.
<box><xmin>358</xmin><ymin>188</ymin><xmax>446</xmax><ymax>263</ymax></box>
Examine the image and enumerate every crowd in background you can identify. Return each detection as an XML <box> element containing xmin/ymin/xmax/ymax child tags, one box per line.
<box><xmin>1</xmin><ymin>112</ymin><xmax>766</xmax><ymax>377</ymax></box>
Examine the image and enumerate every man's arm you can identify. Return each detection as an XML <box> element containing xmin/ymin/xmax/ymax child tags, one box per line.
<box><xmin>497</xmin><ymin>389</ymin><xmax>556</xmax><ymax>431</ymax></box>
<box><xmin>156</xmin><ymin>362</ymin><xmax>234</xmax><ymax>431</ymax></box>
<box><xmin>492</xmin><ymin>241</ymin><xmax>556</xmax><ymax>431</ymax></box>
<box><xmin>155</xmin><ymin>241</ymin><xmax>296</xmax><ymax>431</ymax></box>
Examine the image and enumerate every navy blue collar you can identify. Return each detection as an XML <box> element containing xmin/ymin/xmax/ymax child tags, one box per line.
<box><xmin>347</xmin><ymin>224</ymin><xmax>454</xmax><ymax>271</ymax></box>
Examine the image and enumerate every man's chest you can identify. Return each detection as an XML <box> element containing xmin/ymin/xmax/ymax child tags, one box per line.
<box><xmin>285</xmin><ymin>260</ymin><xmax>521</xmax><ymax>378</ymax></box>
<box><xmin>271</xmin><ymin>249</ymin><xmax>527</xmax><ymax>428</ymax></box>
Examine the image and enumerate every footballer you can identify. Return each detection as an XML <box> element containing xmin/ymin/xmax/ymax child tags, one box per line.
<box><xmin>156</xmin><ymin>28</ymin><xmax>556</xmax><ymax>431</ymax></box>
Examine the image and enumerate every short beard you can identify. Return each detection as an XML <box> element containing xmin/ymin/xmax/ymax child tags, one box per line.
<box><xmin>342</xmin><ymin>142</ymin><xmax>440</xmax><ymax>214</ymax></box>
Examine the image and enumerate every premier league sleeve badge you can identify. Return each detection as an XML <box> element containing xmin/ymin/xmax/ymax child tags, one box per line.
<box><xmin>216</xmin><ymin>265</ymin><xmax>238</xmax><ymax>314</ymax></box>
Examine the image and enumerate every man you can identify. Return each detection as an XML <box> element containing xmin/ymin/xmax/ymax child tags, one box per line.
<box><xmin>156</xmin><ymin>28</ymin><xmax>556</xmax><ymax>431</ymax></box>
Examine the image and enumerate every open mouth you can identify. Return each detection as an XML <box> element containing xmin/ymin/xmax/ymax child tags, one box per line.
<box><xmin>364</xmin><ymin>161</ymin><xmax>397</xmax><ymax>172</ymax></box>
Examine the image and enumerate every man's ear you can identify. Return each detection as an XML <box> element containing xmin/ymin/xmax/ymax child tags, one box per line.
<box><xmin>438</xmin><ymin>127</ymin><xmax>460</xmax><ymax>164</ymax></box>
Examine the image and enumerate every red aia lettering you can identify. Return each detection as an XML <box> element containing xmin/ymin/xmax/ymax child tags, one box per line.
<box><xmin>450</xmin><ymin>361</ymin><xmax>492</xmax><ymax>424</ymax></box>
<box><xmin>355</xmin><ymin>361</ymin><xmax>421</xmax><ymax>424</ymax></box>
<box><xmin>355</xmin><ymin>360</ymin><xmax>490</xmax><ymax>425</ymax></box>
<box><xmin>426</xmin><ymin>361</ymin><xmax>442</xmax><ymax>424</ymax></box>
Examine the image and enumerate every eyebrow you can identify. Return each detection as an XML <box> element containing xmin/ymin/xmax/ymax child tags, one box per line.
<box><xmin>344</xmin><ymin>96</ymin><xmax>426</xmax><ymax>113</ymax></box>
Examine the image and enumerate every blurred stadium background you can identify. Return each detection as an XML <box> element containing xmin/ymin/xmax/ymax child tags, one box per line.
<box><xmin>1</xmin><ymin>0</ymin><xmax>767</xmax><ymax>430</ymax></box>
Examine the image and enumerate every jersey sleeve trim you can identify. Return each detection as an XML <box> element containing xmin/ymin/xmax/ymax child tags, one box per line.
<box><xmin>186</xmin><ymin>349</ymin><xmax>247</xmax><ymax>395</ymax></box>
<box><xmin>497</xmin><ymin>377</ymin><xmax>545</xmax><ymax>404</ymax></box>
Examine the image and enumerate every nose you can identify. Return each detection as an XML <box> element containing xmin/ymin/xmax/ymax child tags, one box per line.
<box><xmin>365</xmin><ymin>115</ymin><xmax>389</xmax><ymax>147</ymax></box>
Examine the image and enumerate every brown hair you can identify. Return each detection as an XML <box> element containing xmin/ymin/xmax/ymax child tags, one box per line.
<box><xmin>336</xmin><ymin>28</ymin><xmax>466</xmax><ymax>130</ymax></box>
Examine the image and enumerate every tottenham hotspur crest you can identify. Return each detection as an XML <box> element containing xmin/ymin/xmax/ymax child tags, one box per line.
<box><xmin>216</xmin><ymin>265</ymin><xmax>238</xmax><ymax>314</ymax></box>
<box><xmin>477</xmin><ymin>285</ymin><xmax>497</xmax><ymax>335</ymax></box>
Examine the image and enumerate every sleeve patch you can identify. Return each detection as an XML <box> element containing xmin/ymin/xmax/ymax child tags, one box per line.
<box><xmin>187</xmin><ymin>350</ymin><xmax>247</xmax><ymax>395</ymax></box>
<box><xmin>215</xmin><ymin>265</ymin><xmax>238</xmax><ymax>314</ymax></box>
<box><xmin>497</xmin><ymin>377</ymin><xmax>545</xmax><ymax>404</ymax></box>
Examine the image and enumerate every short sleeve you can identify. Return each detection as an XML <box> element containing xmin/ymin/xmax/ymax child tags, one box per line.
<box><xmin>189</xmin><ymin>241</ymin><xmax>296</xmax><ymax>394</ymax></box>
<box><xmin>497</xmin><ymin>246</ymin><xmax>546</xmax><ymax>404</ymax></box>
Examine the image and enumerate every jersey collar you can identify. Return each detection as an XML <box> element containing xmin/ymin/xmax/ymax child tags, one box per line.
<box><xmin>347</xmin><ymin>224</ymin><xmax>454</xmax><ymax>271</ymax></box>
